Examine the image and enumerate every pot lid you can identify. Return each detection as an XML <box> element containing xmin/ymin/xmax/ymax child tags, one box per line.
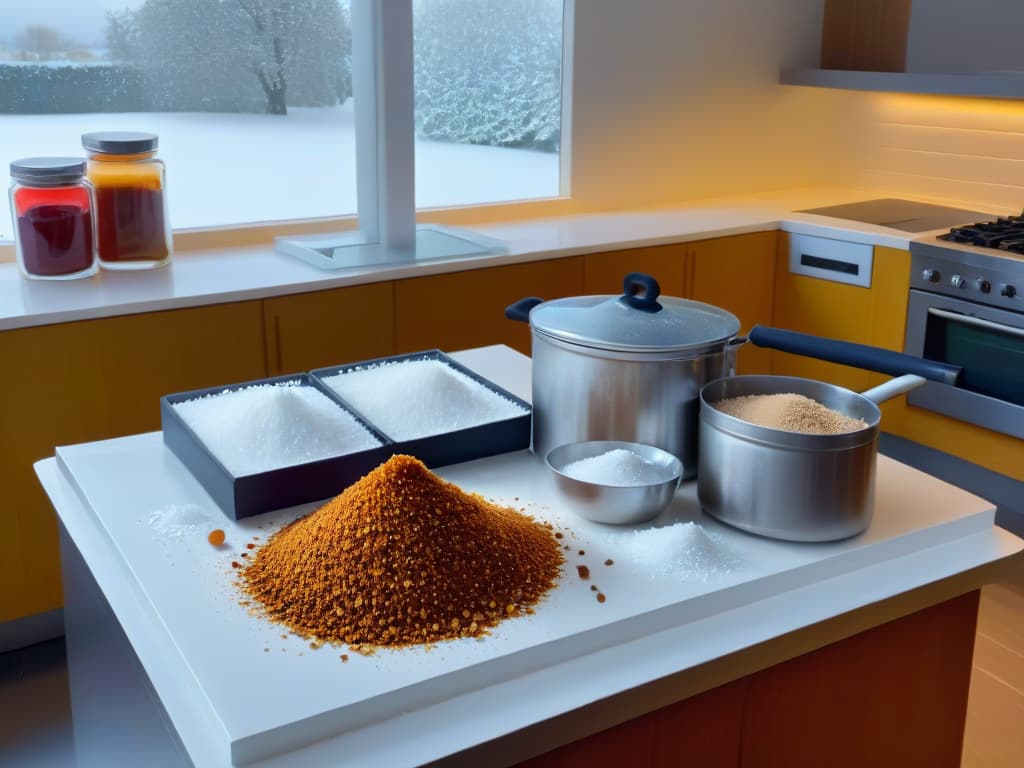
<box><xmin>529</xmin><ymin>273</ymin><xmax>741</xmax><ymax>353</ymax></box>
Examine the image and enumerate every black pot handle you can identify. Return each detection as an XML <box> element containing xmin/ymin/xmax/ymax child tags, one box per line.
<box><xmin>505</xmin><ymin>296</ymin><xmax>544</xmax><ymax>323</ymax></box>
<box><xmin>748</xmin><ymin>325</ymin><xmax>962</xmax><ymax>385</ymax></box>
<box><xmin>620</xmin><ymin>272</ymin><xmax>662</xmax><ymax>312</ymax></box>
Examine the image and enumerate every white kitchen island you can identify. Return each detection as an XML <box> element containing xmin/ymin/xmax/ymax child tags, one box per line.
<box><xmin>36</xmin><ymin>345</ymin><xmax>1023</xmax><ymax>768</ymax></box>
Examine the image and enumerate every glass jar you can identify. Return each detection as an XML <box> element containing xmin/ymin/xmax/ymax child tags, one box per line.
<box><xmin>9</xmin><ymin>157</ymin><xmax>98</xmax><ymax>281</ymax></box>
<box><xmin>82</xmin><ymin>131</ymin><xmax>172</xmax><ymax>269</ymax></box>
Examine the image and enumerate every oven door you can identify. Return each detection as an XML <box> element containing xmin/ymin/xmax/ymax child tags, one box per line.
<box><xmin>905</xmin><ymin>289</ymin><xmax>1024</xmax><ymax>439</ymax></box>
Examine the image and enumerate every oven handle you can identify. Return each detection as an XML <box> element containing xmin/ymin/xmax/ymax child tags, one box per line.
<box><xmin>928</xmin><ymin>307</ymin><xmax>1024</xmax><ymax>340</ymax></box>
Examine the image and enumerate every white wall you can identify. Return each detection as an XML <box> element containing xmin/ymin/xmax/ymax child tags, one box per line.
<box><xmin>828</xmin><ymin>91</ymin><xmax>1024</xmax><ymax>216</ymax></box>
<box><xmin>567</xmin><ymin>0</ymin><xmax>854</xmax><ymax>212</ymax></box>
<box><xmin>563</xmin><ymin>1</ymin><xmax>1024</xmax><ymax>219</ymax></box>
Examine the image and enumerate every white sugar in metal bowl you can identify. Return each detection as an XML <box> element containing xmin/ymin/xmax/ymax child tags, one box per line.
<box><xmin>322</xmin><ymin>358</ymin><xmax>527</xmax><ymax>441</ymax></box>
<box><xmin>172</xmin><ymin>382</ymin><xmax>382</xmax><ymax>477</ymax></box>
<box><xmin>561</xmin><ymin>448</ymin><xmax>674</xmax><ymax>486</ymax></box>
<box><xmin>546</xmin><ymin>441</ymin><xmax>683</xmax><ymax>525</ymax></box>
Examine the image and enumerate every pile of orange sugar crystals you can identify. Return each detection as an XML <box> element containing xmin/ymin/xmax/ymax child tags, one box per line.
<box><xmin>240</xmin><ymin>455</ymin><xmax>564</xmax><ymax>647</ymax></box>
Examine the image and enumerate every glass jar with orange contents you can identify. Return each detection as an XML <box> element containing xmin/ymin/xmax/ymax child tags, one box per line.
<box><xmin>82</xmin><ymin>131</ymin><xmax>171</xmax><ymax>269</ymax></box>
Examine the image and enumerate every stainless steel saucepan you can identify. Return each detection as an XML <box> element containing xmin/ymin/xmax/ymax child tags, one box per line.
<box><xmin>697</xmin><ymin>325</ymin><xmax>962</xmax><ymax>541</ymax></box>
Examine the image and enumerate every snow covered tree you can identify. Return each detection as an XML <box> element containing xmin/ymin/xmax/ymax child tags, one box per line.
<box><xmin>109</xmin><ymin>0</ymin><xmax>351</xmax><ymax>114</ymax></box>
<box><xmin>413</xmin><ymin>0</ymin><xmax>562</xmax><ymax>152</ymax></box>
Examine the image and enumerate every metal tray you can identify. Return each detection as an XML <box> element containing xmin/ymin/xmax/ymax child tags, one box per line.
<box><xmin>160</xmin><ymin>373</ymin><xmax>393</xmax><ymax>520</ymax></box>
<box><xmin>311</xmin><ymin>349</ymin><xmax>531</xmax><ymax>470</ymax></box>
<box><xmin>161</xmin><ymin>352</ymin><xmax>531</xmax><ymax>520</ymax></box>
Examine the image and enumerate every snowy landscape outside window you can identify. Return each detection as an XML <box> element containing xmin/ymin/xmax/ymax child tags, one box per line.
<box><xmin>0</xmin><ymin>0</ymin><xmax>564</xmax><ymax>242</ymax></box>
<box><xmin>413</xmin><ymin>0</ymin><xmax>563</xmax><ymax>208</ymax></box>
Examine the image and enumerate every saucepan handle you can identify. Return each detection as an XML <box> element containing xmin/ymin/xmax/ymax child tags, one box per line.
<box><xmin>747</xmin><ymin>325</ymin><xmax>962</xmax><ymax>385</ymax></box>
<box><xmin>860</xmin><ymin>374</ymin><xmax>927</xmax><ymax>404</ymax></box>
<box><xmin>505</xmin><ymin>297</ymin><xmax>544</xmax><ymax>323</ymax></box>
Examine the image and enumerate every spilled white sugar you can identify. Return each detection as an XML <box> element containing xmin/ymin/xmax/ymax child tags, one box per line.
<box><xmin>561</xmin><ymin>448</ymin><xmax>673</xmax><ymax>486</ymax></box>
<box><xmin>147</xmin><ymin>503</ymin><xmax>209</xmax><ymax>539</ymax></box>
<box><xmin>596</xmin><ymin>522</ymin><xmax>740</xmax><ymax>581</ymax></box>
<box><xmin>323</xmin><ymin>359</ymin><xmax>527</xmax><ymax>440</ymax></box>
<box><xmin>172</xmin><ymin>382</ymin><xmax>382</xmax><ymax>476</ymax></box>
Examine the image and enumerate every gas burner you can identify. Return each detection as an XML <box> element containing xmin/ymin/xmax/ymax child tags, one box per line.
<box><xmin>940</xmin><ymin>210</ymin><xmax>1024</xmax><ymax>250</ymax></box>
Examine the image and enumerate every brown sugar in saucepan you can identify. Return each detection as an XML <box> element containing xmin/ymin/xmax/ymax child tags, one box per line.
<box><xmin>714</xmin><ymin>393</ymin><xmax>867</xmax><ymax>435</ymax></box>
<box><xmin>241</xmin><ymin>455</ymin><xmax>563</xmax><ymax>647</ymax></box>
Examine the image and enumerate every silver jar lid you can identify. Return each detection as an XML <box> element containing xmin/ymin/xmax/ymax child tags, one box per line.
<box><xmin>10</xmin><ymin>157</ymin><xmax>86</xmax><ymax>186</ymax></box>
<box><xmin>82</xmin><ymin>131</ymin><xmax>158</xmax><ymax>154</ymax></box>
<box><xmin>529</xmin><ymin>273</ymin><xmax>741</xmax><ymax>356</ymax></box>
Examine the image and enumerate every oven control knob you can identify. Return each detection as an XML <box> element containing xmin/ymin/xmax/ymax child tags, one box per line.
<box><xmin>922</xmin><ymin>268</ymin><xmax>941</xmax><ymax>283</ymax></box>
<box><xmin>978</xmin><ymin>279</ymin><xmax>992</xmax><ymax>294</ymax></box>
<box><xmin>1001</xmin><ymin>283</ymin><xmax>1017</xmax><ymax>298</ymax></box>
<box><xmin>950</xmin><ymin>274</ymin><xmax>965</xmax><ymax>289</ymax></box>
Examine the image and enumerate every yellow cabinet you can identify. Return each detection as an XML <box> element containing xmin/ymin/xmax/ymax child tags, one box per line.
<box><xmin>263</xmin><ymin>283</ymin><xmax>396</xmax><ymax>375</ymax></box>
<box><xmin>0</xmin><ymin>300</ymin><xmax>266</xmax><ymax>623</ymax></box>
<box><xmin>689</xmin><ymin>232</ymin><xmax>777</xmax><ymax>375</ymax></box>
<box><xmin>771</xmin><ymin>238</ymin><xmax>909</xmax><ymax>392</ymax></box>
<box><xmin>395</xmin><ymin>258</ymin><xmax>585</xmax><ymax>356</ymax></box>
<box><xmin>583</xmin><ymin>244</ymin><xmax>686</xmax><ymax>297</ymax></box>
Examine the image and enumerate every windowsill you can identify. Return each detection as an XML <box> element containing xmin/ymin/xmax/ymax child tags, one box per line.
<box><xmin>0</xmin><ymin>186</ymin><xmax>969</xmax><ymax>332</ymax></box>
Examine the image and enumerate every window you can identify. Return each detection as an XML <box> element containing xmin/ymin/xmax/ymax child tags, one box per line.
<box><xmin>0</xmin><ymin>1</ymin><xmax>567</xmax><ymax>243</ymax></box>
<box><xmin>413</xmin><ymin>0</ymin><xmax>564</xmax><ymax>209</ymax></box>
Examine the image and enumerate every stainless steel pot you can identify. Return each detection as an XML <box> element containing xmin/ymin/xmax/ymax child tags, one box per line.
<box><xmin>698</xmin><ymin>374</ymin><xmax>925</xmax><ymax>542</ymax></box>
<box><xmin>696</xmin><ymin>328</ymin><xmax>962</xmax><ymax>542</ymax></box>
<box><xmin>506</xmin><ymin>273</ymin><xmax>742</xmax><ymax>479</ymax></box>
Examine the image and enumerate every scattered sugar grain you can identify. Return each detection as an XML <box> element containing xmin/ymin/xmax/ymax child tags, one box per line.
<box><xmin>322</xmin><ymin>359</ymin><xmax>526</xmax><ymax>440</ymax></box>
<box><xmin>173</xmin><ymin>382</ymin><xmax>382</xmax><ymax>476</ymax></box>
<box><xmin>561</xmin><ymin>449</ymin><xmax>673</xmax><ymax>486</ymax></box>
<box><xmin>597</xmin><ymin>522</ymin><xmax>740</xmax><ymax>581</ymax></box>
<box><xmin>148</xmin><ymin>504</ymin><xmax>209</xmax><ymax>539</ymax></box>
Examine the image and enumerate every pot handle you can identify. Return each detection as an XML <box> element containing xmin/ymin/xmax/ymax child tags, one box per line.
<box><xmin>860</xmin><ymin>374</ymin><xmax>927</xmax><ymax>404</ymax></box>
<box><xmin>505</xmin><ymin>296</ymin><xmax>544</xmax><ymax>323</ymax></box>
<box><xmin>747</xmin><ymin>325</ymin><xmax>962</xmax><ymax>385</ymax></box>
<box><xmin>620</xmin><ymin>272</ymin><xmax>663</xmax><ymax>312</ymax></box>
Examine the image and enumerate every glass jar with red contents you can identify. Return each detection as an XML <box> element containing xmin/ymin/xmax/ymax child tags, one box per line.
<box><xmin>82</xmin><ymin>131</ymin><xmax>171</xmax><ymax>269</ymax></box>
<box><xmin>9</xmin><ymin>157</ymin><xmax>98</xmax><ymax>281</ymax></box>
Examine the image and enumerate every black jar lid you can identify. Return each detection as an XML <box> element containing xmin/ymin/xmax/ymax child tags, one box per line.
<box><xmin>81</xmin><ymin>131</ymin><xmax>158</xmax><ymax>154</ymax></box>
<box><xmin>10</xmin><ymin>157</ymin><xmax>86</xmax><ymax>185</ymax></box>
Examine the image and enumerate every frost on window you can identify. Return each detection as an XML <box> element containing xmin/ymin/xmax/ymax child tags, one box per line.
<box><xmin>413</xmin><ymin>0</ymin><xmax>563</xmax><ymax>153</ymax></box>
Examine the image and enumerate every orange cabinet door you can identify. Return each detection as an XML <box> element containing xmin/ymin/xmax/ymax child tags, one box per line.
<box><xmin>264</xmin><ymin>282</ymin><xmax>396</xmax><ymax>376</ymax></box>
<box><xmin>1</xmin><ymin>300</ymin><xmax>267</xmax><ymax>624</ymax></box>
<box><xmin>395</xmin><ymin>258</ymin><xmax>584</xmax><ymax>356</ymax></box>
<box><xmin>689</xmin><ymin>231</ymin><xmax>777</xmax><ymax>375</ymax></box>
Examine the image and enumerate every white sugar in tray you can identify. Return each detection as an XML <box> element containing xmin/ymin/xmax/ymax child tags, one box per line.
<box><xmin>171</xmin><ymin>382</ymin><xmax>382</xmax><ymax>477</ymax></box>
<box><xmin>322</xmin><ymin>359</ymin><xmax>527</xmax><ymax>441</ymax></box>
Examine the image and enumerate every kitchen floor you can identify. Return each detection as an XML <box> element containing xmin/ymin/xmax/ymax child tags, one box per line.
<box><xmin>1</xmin><ymin>578</ymin><xmax>1022</xmax><ymax>767</ymax></box>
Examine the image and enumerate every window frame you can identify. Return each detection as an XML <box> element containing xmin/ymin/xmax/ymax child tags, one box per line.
<box><xmin>0</xmin><ymin>0</ymin><xmax>573</xmax><ymax>259</ymax></box>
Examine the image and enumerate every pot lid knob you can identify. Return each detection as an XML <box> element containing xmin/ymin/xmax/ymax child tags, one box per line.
<box><xmin>619</xmin><ymin>272</ymin><xmax>662</xmax><ymax>313</ymax></box>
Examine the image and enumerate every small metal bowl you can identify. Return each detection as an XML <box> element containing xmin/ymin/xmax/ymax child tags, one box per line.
<box><xmin>545</xmin><ymin>440</ymin><xmax>683</xmax><ymax>525</ymax></box>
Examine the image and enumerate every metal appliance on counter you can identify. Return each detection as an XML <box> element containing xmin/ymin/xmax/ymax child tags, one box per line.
<box><xmin>906</xmin><ymin>213</ymin><xmax>1024</xmax><ymax>439</ymax></box>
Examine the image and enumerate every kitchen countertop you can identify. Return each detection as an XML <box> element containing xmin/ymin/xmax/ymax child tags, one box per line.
<box><xmin>35</xmin><ymin>345</ymin><xmax>1024</xmax><ymax>768</ymax></box>
<box><xmin>3</xmin><ymin>187</ymin><xmax>1011</xmax><ymax>332</ymax></box>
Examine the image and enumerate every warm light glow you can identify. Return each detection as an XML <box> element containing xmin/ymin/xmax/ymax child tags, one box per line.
<box><xmin>876</xmin><ymin>93</ymin><xmax>1024</xmax><ymax>118</ymax></box>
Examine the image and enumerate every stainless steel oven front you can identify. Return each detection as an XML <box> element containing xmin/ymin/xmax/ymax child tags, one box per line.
<box><xmin>905</xmin><ymin>243</ymin><xmax>1024</xmax><ymax>439</ymax></box>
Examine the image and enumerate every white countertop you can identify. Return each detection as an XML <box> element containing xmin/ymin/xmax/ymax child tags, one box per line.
<box><xmin>2</xmin><ymin>186</ymin><xmax>1001</xmax><ymax>332</ymax></box>
<box><xmin>36</xmin><ymin>345</ymin><xmax>1023</xmax><ymax>768</ymax></box>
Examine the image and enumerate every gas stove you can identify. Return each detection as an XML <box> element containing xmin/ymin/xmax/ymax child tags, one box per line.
<box><xmin>939</xmin><ymin>212</ymin><xmax>1024</xmax><ymax>253</ymax></box>
<box><xmin>909</xmin><ymin>214</ymin><xmax>1024</xmax><ymax>314</ymax></box>
<box><xmin>904</xmin><ymin>210</ymin><xmax>1024</xmax><ymax>442</ymax></box>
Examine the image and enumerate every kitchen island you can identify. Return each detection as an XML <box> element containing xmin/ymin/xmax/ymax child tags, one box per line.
<box><xmin>36</xmin><ymin>345</ymin><xmax>1023</xmax><ymax>767</ymax></box>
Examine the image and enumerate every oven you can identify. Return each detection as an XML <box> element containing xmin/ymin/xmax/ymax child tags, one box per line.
<box><xmin>905</xmin><ymin>238</ymin><xmax>1024</xmax><ymax>439</ymax></box>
